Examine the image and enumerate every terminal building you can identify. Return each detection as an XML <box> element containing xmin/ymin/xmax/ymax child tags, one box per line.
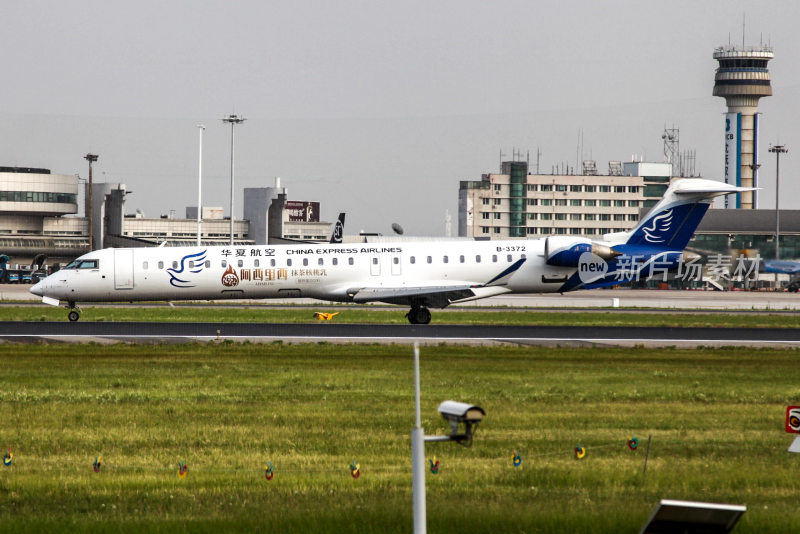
<box><xmin>0</xmin><ymin>169</ymin><xmax>337</xmax><ymax>268</ymax></box>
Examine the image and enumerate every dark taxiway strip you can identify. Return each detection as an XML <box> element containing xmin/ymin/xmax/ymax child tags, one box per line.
<box><xmin>1</xmin><ymin>322</ymin><xmax>799</xmax><ymax>346</ymax></box>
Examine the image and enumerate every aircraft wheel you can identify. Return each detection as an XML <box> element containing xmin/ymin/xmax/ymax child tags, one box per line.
<box><xmin>407</xmin><ymin>306</ymin><xmax>431</xmax><ymax>325</ymax></box>
<box><xmin>68</xmin><ymin>311</ymin><xmax>80</xmax><ymax>322</ymax></box>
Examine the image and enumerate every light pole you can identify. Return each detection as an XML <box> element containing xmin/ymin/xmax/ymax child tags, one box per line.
<box><xmin>769</xmin><ymin>144</ymin><xmax>788</xmax><ymax>261</ymax></box>
<box><xmin>411</xmin><ymin>342</ymin><xmax>485</xmax><ymax>534</ymax></box>
<box><xmin>221</xmin><ymin>114</ymin><xmax>246</xmax><ymax>245</ymax></box>
<box><xmin>84</xmin><ymin>153</ymin><xmax>98</xmax><ymax>251</ymax></box>
<box><xmin>196</xmin><ymin>125</ymin><xmax>205</xmax><ymax>246</ymax></box>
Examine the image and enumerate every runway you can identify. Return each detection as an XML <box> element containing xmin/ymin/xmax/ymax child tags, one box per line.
<box><xmin>2</xmin><ymin>321</ymin><xmax>800</xmax><ymax>347</ymax></box>
<box><xmin>4</xmin><ymin>284</ymin><xmax>800</xmax><ymax>310</ymax></box>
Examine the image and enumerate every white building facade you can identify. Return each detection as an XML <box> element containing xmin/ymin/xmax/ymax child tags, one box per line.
<box><xmin>458</xmin><ymin>161</ymin><xmax>677</xmax><ymax>239</ymax></box>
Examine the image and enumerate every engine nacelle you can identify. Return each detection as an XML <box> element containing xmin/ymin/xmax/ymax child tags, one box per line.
<box><xmin>545</xmin><ymin>236</ymin><xmax>620</xmax><ymax>267</ymax></box>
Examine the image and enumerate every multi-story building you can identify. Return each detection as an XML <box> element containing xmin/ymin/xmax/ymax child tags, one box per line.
<box><xmin>458</xmin><ymin>160</ymin><xmax>679</xmax><ymax>239</ymax></box>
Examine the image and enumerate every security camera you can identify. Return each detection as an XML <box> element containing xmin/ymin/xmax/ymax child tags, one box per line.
<box><xmin>437</xmin><ymin>401</ymin><xmax>485</xmax><ymax>447</ymax></box>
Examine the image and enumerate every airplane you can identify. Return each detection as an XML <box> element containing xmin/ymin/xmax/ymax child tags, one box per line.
<box><xmin>30</xmin><ymin>179</ymin><xmax>752</xmax><ymax>324</ymax></box>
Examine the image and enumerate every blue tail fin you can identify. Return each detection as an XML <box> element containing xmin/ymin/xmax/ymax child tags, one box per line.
<box><xmin>621</xmin><ymin>179</ymin><xmax>754</xmax><ymax>249</ymax></box>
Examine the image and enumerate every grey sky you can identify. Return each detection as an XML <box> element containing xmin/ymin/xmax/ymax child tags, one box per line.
<box><xmin>1</xmin><ymin>0</ymin><xmax>798</xmax><ymax>235</ymax></box>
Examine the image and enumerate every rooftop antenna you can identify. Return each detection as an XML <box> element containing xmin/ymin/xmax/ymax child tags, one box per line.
<box><xmin>742</xmin><ymin>13</ymin><xmax>745</xmax><ymax>50</ymax></box>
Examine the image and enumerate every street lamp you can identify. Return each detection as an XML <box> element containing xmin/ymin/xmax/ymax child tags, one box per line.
<box><xmin>221</xmin><ymin>114</ymin><xmax>246</xmax><ymax>245</ymax></box>
<box><xmin>196</xmin><ymin>125</ymin><xmax>205</xmax><ymax>246</ymax></box>
<box><xmin>84</xmin><ymin>153</ymin><xmax>98</xmax><ymax>251</ymax></box>
<box><xmin>769</xmin><ymin>144</ymin><xmax>788</xmax><ymax>261</ymax></box>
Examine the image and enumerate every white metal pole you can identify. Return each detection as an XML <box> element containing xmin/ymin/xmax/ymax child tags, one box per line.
<box><xmin>412</xmin><ymin>341</ymin><xmax>426</xmax><ymax>534</ymax></box>
<box><xmin>229</xmin><ymin>121</ymin><xmax>235</xmax><ymax>246</ymax></box>
<box><xmin>197</xmin><ymin>124</ymin><xmax>205</xmax><ymax>247</ymax></box>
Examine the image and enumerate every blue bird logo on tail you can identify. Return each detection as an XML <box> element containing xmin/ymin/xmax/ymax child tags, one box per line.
<box><xmin>167</xmin><ymin>250</ymin><xmax>207</xmax><ymax>288</ymax></box>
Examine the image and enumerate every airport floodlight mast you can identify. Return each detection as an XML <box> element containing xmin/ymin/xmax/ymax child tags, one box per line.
<box><xmin>197</xmin><ymin>125</ymin><xmax>205</xmax><ymax>246</ymax></box>
<box><xmin>769</xmin><ymin>144</ymin><xmax>787</xmax><ymax>260</ymax></box>
<box><xmin>221</xmin><ymin>114</ymin><xmax>246</xmax><ymax>245</ymax></box>
<box><xmin>84</xmin><ymin>153</ymin><xmax>98</xmax><ymax>251</ymax></box>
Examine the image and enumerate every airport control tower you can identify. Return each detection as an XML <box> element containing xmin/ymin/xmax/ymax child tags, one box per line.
<box><xmin>713</xmin><ymin>44</ymin><xmax>774</xmax><ymax>209</ymax></box>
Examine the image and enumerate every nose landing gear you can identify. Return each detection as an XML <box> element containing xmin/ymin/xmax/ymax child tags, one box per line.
<box><xmin>406</xmin><ymin>305</ymin><xmax>431</xmax><ymax>325</ymax></box>
<box><xmin>67</xmin><ymin>302</ymin><xmax>81</xmax><ymax>322</ymax></box>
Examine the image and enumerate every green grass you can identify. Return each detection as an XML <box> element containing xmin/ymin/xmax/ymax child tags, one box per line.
<box><xmin>5</xmin><ymin>304</ymin><xmax>800</xmax><ymax>328</ymax></box>
<box><xmin>1</xmin><ymin>343</ymin><xmax>799</xmax><ymax>532</ymax></box>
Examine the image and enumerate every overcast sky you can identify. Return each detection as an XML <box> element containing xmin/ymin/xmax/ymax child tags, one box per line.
<box><xmin>1</xmin><ymin>0</ymin><xmax>798</xmax><ymax>236</ymax></box>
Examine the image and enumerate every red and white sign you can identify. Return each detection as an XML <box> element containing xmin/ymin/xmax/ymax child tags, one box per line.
<box><xmin>785</xmin><ymin>406</ymin><xmax>800</xmax><ymax>433</ymax></box>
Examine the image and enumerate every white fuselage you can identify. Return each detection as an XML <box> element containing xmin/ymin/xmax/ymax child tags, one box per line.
<box><xmin>32</xmin><ymin>239</ymin><xmax>578</xmax><ymax>305</ymax></box>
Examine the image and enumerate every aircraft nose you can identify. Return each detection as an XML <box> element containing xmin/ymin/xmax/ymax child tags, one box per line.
<box><xmin>30</xmin><ymin>280</ymin><xmax>44</xmax><ymax>297</ymax></box>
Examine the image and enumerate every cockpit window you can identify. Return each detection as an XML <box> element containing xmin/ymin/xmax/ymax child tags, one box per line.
<box><xmin>64</xmin><ymin>259</ymin><xmax>99</xmax><ymax>269</ymax></box>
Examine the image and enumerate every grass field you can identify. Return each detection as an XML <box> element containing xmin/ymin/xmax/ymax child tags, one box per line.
<box><xmin>1</xmin><ymin>342</ymin><xmax>799</xmax><ymax>533</ymax></box>
<box><xmin>3</xmin><ymin>304</ymin><xmax>800</xmax><ymax>328</ymax></box>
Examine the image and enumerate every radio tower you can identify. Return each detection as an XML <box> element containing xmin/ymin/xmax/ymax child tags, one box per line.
<box><xmin>713</xmin><ymin>39</ymin><xmax>773</xmax><ymax>209</ymax></box>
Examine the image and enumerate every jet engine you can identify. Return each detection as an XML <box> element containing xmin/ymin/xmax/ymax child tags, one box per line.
<box><xmin>544</xmin><ymin>236</ymin><xmax>620</xmax><ymax>267</ymax></box>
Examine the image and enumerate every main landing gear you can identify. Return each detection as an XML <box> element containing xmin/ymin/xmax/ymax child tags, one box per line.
<box><xmin>67</xmin><ymin>302</ymin><xmax>81</xmax><ymax>322</ymax></box>
<box><xmin>406</xmin><ymin>306</ymin><xmax>431</xmax><ymax>325</ymax></box>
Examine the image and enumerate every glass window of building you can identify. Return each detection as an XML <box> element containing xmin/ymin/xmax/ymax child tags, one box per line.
<box><xmin>570</xmin><ymin>185</ymin><xmax>582</xmax><ymax>192</ymax></box>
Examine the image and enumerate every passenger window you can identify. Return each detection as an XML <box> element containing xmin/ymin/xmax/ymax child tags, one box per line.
<box><xmin>205</xmin><ymin>260</ymin><xmax>210</xmax><ymax>268</ymax></box>
<box><xmin>492</xmin><ymin>255</ymin><xmax>497</xmax><ymax>263</ymax></box>
<box><xmin>238</xmin><ymin>259</ymin><xmax>243</xmax><ymax>267</ymax></box>
<box><xmin>410</xmin><ymin>256</ymin><xmax>416</xmax><ymax>264</ymax></box>
<box><xmin>476</xmin><ymin>255</ymin><xmax>481</xmax><ymax>263</ymax></box>
<box><xmin>372</xmin><ymin>257</ymin><xmax>378</xmax><ymax>265</ymax></box>
<box><xmin>270</xmin><ymin>259</ymin><xmax>276</xmax><ymax>267</ymax></box>
<box><xmin>222</xmin><ymin>260</ymin><xmax>227</xmax><ymax>268</ymax></box>
<box><xmin>254</xmin><ymin>259</ymin><xmax>260</xmax><ymax>268</ymax></box>
<box><xmin>303</xmin><ymin>258</ymin><xmax>309</xmax><ymax>266</ymax></box>
<box><xmin>393</xmin><ymin>257</ymin><xmax>399</xmax><ymax>265</ymax></box>
<box><xmin>332</xmin><ymin>258</ymin><xmax>338</xmax><ymax>266</ymax></box>
<box><xmin>348</xmin><ymin>257</ymin><xmax>354</xmax><ymax>265</ymax></box>
<box><xmin>459</xmin><ymin>255</ymin><xmax>465</xmax><ymax>263</ymax></box>
<box><xmin>427</xmin><ymin>256</ymin><xmax>432</xmax><ymax>264</ymax></box>
<box><xmin>173</xmin><ymin>261</ymin><xmax>178</xmax><ymax>269</ymax></box>
<box><xmin>158</xmin><ymin>261</ymin><xmax>164</xmax><ymax>269</ymax></box>
<box><xmin>143</xmin><ymin>262</ymin><xmax>148</xmax><ymax>270</ymax></box>
<box><xmin>189</xmin><ymin>261</ymin><xmax>194</xmax><ymax>269</ymax></box>
<box><xmin>443</xmin><ymin>256</ymin><xmax>448</xmax><ymax>263</ymax></box>
<box><xmin>318</xmin><ymin>258</ymin><xmax>324</xmax><ymax>266</ymax></box>
<box><xmin>507</xmin><ymin>255</ymin><xmax>512</xmax><ymax>262</ymax></box>
<box><xmin>287</xmin><ymin>259</ymin><xmax>293</xmax><ymax>267</ymax></box>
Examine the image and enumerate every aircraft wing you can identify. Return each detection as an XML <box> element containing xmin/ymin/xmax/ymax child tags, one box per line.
<box><xmin>347</xmin><ymin>284</ymin><xmax>511</xmax><ymax>308</ymax></box>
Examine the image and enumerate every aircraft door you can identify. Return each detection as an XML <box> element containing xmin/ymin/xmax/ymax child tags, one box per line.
<box><xmin>391</xmin><ymin>253</ymin><xmax>401</xmax><ymax>276</ymax></box>
<box><xmin>370</xmin><ymin>255</ymin><xmax>380</xmax><ymax>276</ymax></box>
<box><xmin>114</xmin><ymin>249</ymin><xmax>134</xmax><ymax>289</ymax></box>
